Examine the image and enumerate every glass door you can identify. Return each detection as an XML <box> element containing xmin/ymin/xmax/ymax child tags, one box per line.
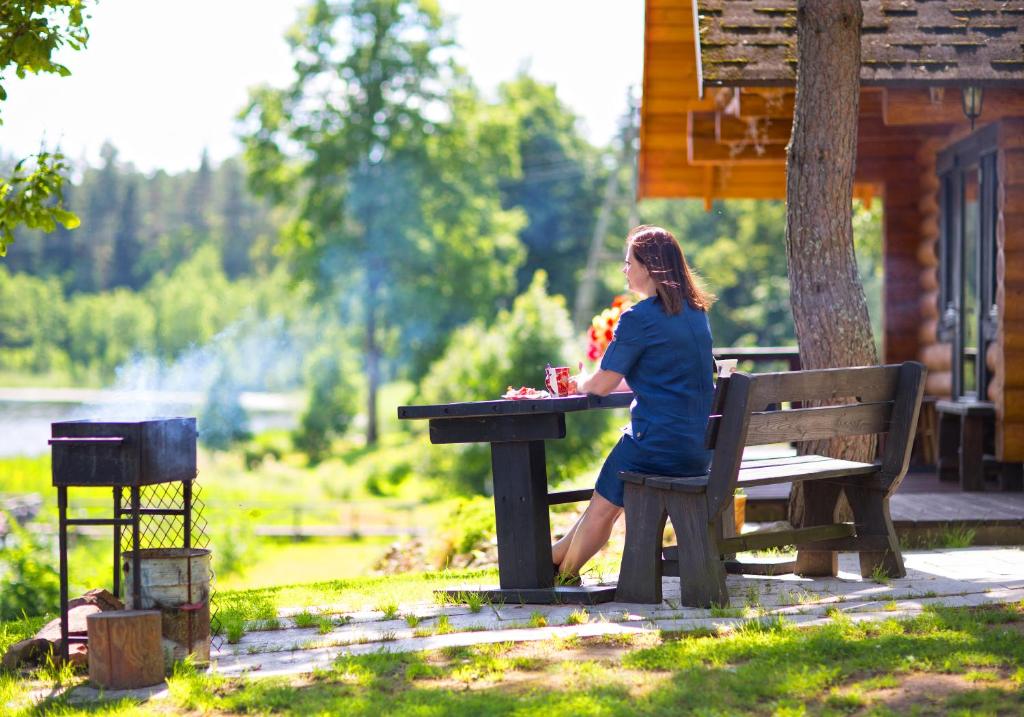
<box><xmin>937</xmin><ymin>125</ymin><xmax>998</xmax><ymax>402</ymax></box>
<box><xmin>961</xmin><ymin>164</ymin><xmax>980</xmax><ymax>398</ymax></box>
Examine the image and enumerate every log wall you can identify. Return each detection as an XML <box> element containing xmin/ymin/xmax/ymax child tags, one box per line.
<box><xmin>914</xmin><ymin>120</ymin><xmax>1024</xmax><ymax>462</ymax></box>
<box><xmin>852</xmin><ymin>107</ymin><xmax>930</xmax><ymax>366</ymax></box>
<box><xmin>916</xmin><ymin>137</ymin><xmax>952</xmax><ymax>397</ymax></box>
<box><xmin>996</xmin><ymin>120</ymin><xmax>1024</xmax><ymax>461</ymax></box>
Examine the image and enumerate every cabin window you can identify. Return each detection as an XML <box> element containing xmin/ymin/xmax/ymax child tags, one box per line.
<box><xmin>937</xmin><ymin>124</ymin><xmax>999</xmax><ymax>402</ymax></box>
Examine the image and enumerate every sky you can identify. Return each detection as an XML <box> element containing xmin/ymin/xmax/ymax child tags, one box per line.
<box><xmin>0</xmin><ymin>0</ymin><xmax>644</xmax><ymax>174</ymax></box>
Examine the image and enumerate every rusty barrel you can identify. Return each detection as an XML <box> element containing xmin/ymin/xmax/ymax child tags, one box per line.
<box><xmin>123</xmin><ymin>548</ymin><xmax>211</xmax><ymax>665</ymax></box>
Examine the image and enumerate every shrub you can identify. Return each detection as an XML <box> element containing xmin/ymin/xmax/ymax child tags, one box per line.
<box><xmin>0</xmin><ymin>267</ymin><xmax>69</xmax><ymax>373</ymax></box>
<box><xmin>439</xmin><ymin>497</ymin><xmax>496</xmax><ymax>561</ymax></box>
<box><xmin>0</xmin><ymin>514</ymin><xmax>60</xmax><ymax>621</ymax></box>
<box><xmin>65</xmin><ymin>289</ymin><xmax>155</xmax><ymax>381</ymax></box>
<box><xmin>417</xmin><ymin>271</ymin><xmax>616</xmax><ymax>493</ymax></box>
<box><xmin>292</xmin><ymin>346</ymin><xmax>357</xmax><ymax>465</ymax></box>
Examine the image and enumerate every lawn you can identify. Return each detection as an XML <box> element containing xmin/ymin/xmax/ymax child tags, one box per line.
<box><xmin>4</xmin><ymin>599</ymin><xmax>1023</xmax><ymax>716</ymax></box>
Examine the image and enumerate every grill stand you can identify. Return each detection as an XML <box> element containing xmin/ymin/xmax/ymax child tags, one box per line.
<box><xmin>57</xmin><ymin>479</ymin><xmax>195</xmax><ymax>663</ymax></box>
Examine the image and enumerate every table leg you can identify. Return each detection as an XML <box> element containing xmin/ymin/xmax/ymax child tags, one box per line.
<box><xmin>437</xmin><ymin>439</ymin><xmax>616</xmax><ymax>605</ymax></box>
<box><xmin>491</xmin><ymin>441</ymin><xmax>553</xmax><ymax>590</ymax></box>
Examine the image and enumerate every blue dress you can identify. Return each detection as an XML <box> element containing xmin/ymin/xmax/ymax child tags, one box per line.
<box><xmin>594</xmin><ymin>296</ymin><xmax>715</xmax><ymax>507</ymax></box>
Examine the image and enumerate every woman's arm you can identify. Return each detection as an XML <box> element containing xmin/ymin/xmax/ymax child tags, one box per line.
<box><xmin>579</xmin><ymin>369</ymin><xmax>628</xmax><ymax>397</ymax></box>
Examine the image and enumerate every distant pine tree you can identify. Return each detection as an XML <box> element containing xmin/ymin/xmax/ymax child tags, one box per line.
<box><xmin>76</xmin><ymin>142</ymin><xmax>121</xmax><ymax>292</ymax></box>
<box><xmin>185</xmin><ymin>149</ymin><xmax>213</xmax><ymax>237</ymax></box>
<box><xmin>111</xmin><ymin>180</ymin><xmax>144</xmax><ymax>289</ymax></box>
<box><xmin>219</xmin><ymin>158</ymin><xmax>253</xmax><ymax>278</ymax></box>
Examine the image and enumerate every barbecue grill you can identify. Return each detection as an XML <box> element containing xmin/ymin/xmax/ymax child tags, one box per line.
<box><xmin>49</xmin><ymin>417</ymin><xmax>207</xmax><ymax>662</ymax></box>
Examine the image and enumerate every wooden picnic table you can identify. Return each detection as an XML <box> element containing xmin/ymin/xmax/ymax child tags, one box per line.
<box><xmin>398</xmin><ymin>392</ymin><xmax>633</xmax><ymax>605</ymax></box>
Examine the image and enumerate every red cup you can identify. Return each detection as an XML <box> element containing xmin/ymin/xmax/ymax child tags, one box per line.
<box><xmin>545</xmin><ymin>366</ymin><xmax>572</xmax><ymax>396</ymax></box>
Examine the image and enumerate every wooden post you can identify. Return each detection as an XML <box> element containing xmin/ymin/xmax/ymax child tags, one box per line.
<box><xmin>87</xmin><ymin>610</ymin><xmax>164</xmax><ymax>689</ymax></box>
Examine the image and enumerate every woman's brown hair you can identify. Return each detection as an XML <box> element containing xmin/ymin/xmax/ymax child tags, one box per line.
<box><xmin>627</xmin><ymin>225</ymin><xmax>715</xmax><ymax>315</ymax></box>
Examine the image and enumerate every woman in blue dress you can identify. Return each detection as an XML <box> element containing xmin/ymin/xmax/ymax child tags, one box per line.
<box><xmin>552</xmin><ymin>225</ymin><xmax>716</xmax><ymax>579</ymax></box>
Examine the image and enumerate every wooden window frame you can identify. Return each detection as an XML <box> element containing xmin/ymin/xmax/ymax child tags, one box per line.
<box><xmin>936</xmin><ymin>123</ymin><xmax>999</xmax><ymax>402</ymax></box>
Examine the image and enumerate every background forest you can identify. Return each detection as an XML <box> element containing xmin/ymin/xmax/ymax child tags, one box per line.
<box><xmin>0</xmin><ymin>0</ymin><xmax>882</xmax><ymax>608</ymax></box>
<box><xmin>0</xmin><ymin>69</ymin><xmax>884</xmax><ymax>472</ymax></box>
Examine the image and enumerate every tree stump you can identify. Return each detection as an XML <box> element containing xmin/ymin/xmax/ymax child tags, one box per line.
<box><xmin>87</xmin><ymin>610</ymin><xmax>164</xmax><ymax>689</ymax></box>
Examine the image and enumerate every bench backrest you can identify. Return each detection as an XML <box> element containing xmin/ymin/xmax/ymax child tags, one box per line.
<box><xmin>703</xmin><ymin>362</ymin><xmax>927</xmax><ymax>517</ymax></box>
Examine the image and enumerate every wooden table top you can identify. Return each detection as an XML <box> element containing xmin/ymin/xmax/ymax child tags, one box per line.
<box><xmin>398</xmin><ymin>391</ymin><xmax>633</xmax><ymax>420</ymax></box>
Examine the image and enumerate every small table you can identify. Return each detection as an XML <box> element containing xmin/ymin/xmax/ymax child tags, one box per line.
<box><xmin>398</xmin><ymin>392</ymin><xmax>632</xmax><ymax>604</ymax></box>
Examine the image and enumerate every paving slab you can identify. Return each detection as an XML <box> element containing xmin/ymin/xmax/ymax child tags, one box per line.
<box><xmin>51</xmin><ymin>545</ymin><xmax>1024</xmax><ymax>707</ymax></box>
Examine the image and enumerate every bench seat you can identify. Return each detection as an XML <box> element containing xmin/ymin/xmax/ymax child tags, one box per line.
<box><xmin>621</xmin><ymin>454</ymin><xmax>879</xmax><ymax>493</ymax></box>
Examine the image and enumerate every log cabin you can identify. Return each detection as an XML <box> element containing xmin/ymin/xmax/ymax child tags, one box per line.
<box><xmin>638</xmin><ymin>0</ymin><xmax>1024</xmax><ymax>491</ymax></box>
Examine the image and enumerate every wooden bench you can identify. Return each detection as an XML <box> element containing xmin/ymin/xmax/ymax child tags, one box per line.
<box><xmin>615</xmin><ymin>362</ymin><xmax>927</xmax><ymax>607</ymax></box>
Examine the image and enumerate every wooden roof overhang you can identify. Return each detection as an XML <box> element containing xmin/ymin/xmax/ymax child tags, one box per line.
<box><xmin>640</xmin><ymin>0</ymin><xmax>1024</xmax><ymax>204</ymax></box>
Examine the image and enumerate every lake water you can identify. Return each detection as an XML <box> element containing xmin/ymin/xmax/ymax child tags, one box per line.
<box><xmin>0</xmin><ymin>390</ymin><xmax>300</xmax><ymax>458</ymax></box>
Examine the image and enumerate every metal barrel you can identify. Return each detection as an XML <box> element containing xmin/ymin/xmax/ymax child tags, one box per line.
<box><xmin>122</xmin><ymin>548</ymin><xmax>212</xmax><ymax>665</ymax></box>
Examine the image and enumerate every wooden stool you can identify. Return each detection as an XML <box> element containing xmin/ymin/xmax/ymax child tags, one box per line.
<box><xmin>87</xmin><ymin>610</ymin><xmax>164</xmax><ymax>689</ymax></box>
<box><xmin>935</xmin><ymin>400</ymin><xmax>994</xmax><ymax>491</ymax></box>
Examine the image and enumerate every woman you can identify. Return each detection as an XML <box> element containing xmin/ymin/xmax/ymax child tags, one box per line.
<box><xmin>552</xmin><ymin>225</ymin><xmax>716</xmax><ymax>578</ymax></box>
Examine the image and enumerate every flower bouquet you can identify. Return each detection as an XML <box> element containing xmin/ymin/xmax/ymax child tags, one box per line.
<box><xmin>586</xmin><ymin>294</ymin><xmax>634</xmax><ymax>362</ymax></box>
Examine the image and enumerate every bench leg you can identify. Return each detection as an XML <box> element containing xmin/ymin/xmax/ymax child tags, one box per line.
<box><xmin>794</xmin><ymin>481</ymin><xmax>842</xmax><ymax>577</ymax></box>
<box><xmin>616</xmin><ymin>484</ymin><xmax>667</xmax><ymax>604</ymax></box>
<box><xmin>844</xmin><ymin>484</ymin><xmax>905</xmax><ymax>579</ymax></box>
<box><xmin>666</xmin><ymin>493</ymin><xmax>728</xmax><ymax>608</ymax></box>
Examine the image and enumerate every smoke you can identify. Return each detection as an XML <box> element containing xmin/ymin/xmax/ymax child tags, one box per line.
<box><xmin>68</xmin><ymin>314</ymin><xmax>310</xmax><ymax>424</ymax></box>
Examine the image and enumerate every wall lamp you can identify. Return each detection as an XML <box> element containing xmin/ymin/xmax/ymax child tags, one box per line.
<box><xmin>961</xmin><ymin>86</ymin><xmax>984</xmax><ymax>130</ymax></box>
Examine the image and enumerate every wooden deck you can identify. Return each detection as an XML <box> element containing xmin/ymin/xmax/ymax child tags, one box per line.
<box><xmin>745</xmin><ymin>469</ymin><xmax>1024</xmax><ymax>545</ymax></box>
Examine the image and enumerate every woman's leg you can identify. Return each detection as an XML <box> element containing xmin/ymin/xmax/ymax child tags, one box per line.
<box><xmin>553</xmin><ymin>493</ymin><xmax>623</xmax><ymax>576</ymax></box>
<box><xmin>551</xmin><ymin>513</ymin><xmax>582</xmax><ymax>566</ymax></box>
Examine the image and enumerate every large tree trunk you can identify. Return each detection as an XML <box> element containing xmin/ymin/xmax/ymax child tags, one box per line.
<box><xmin>786</xmin><ymin>0</ymin><xmax>877</xmax><ymax>528</ymax></box>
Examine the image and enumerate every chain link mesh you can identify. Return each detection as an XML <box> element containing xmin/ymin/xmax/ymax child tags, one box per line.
<box><xmin>117</xmin><ymin>476</ymin><xmax>220</xmax><ymax>650</ymax></box>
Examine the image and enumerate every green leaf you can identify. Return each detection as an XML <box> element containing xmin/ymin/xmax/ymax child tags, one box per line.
<box><xmin>52</xmin><ymin>208</ymin><xmax>81</xmax><ymax>229</ymax></box>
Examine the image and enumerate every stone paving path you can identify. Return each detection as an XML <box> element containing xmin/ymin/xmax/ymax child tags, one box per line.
<box><xmin>63</xmin><ymin>546</ymin><xmax>1024</xmax><ymax>704</ymax></box>
<box><xmin>206</xmin><ymin>547</ymin><xmax>1023</xmax><ymax>679</ymax></box>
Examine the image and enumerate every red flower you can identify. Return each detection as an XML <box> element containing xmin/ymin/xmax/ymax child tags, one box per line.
<box><xmin>585</xmin><ymin>295</ymin><xmax>635</xmax><ymax>363</ymax></box>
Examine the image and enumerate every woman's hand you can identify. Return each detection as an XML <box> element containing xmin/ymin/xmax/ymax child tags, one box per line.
<box><xmin>578</xmin><ymin>368</ymin><xmax>626</xmax><ymax>397</ymax></box>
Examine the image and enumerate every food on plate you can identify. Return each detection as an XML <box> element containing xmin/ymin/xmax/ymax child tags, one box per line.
<box><xmin>502</xmin><ymin>386</ymin><xmax>551</xmax><ymax>400</ymax></box>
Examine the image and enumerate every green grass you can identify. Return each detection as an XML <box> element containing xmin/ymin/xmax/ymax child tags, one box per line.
<box><xmin>709</xmin><ymin>604</ymin><xmax>745</xmax><ymax>618</ymax></box>
<box><xmin>217</xmin><ymin>535</ymin><xmax>397</xmax><ymax>591</ymax></box>
<box><xmin>870</xmin><ymin>564</ymin><xmax>891</xmax><ymax>585</ymax></box>
<box><xmin>942</xmin><ymin>524</ymin><xmax>977</xmax><ymax>548</ymax></box>
<box><xmin>376</xmin><ymin>600</ymin><xmax>400</xmax><ymax>621</ymax></box>
<box><xmin>11</xmin><ymin>602</ymin><xmax>1023</xmax><ymax>716</ymax></box>
<box><xmin>901</xmin><ymin>523</ymin><xmax>979</xmax><ymax>550</ymax></box>
<box><xmin>292</xmin><ymin>611</ymin><xmax>318</xmax><ymax>628</ymax></box>
<box><xmin>564</xmin><ymin>608</ymin><xmax>589</xmax><ymax>626</ymax></box>
<box><xmin>212</xmin><ymin>567</ymin><xmax>498</xmax><ymax>635</ymax></box>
